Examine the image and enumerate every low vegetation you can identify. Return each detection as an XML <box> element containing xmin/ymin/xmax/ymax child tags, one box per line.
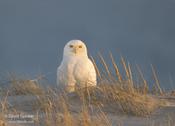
<box><xmin>0</xmin><ymin>114</ymin><xmax>5</xmax><ymax>126</ymax></box>
<box><xmin>8</xmin><ymin>77</ymin><xmax>44</xmax><ymax>96</ymax></box>
<box><xmin>0</xmin><ymin>54</ymin><xmax>173</xmax><ymax>126</ymax></box>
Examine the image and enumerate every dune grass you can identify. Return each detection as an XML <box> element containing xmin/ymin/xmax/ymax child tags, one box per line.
<box><xmin>34</xmin><ymin>88</ymin><xmax>112</xmax><ymax>126</ymax></box>
<box><xmin>0</xmin><ymin>115</ymin><xmax>5</xmax><ymax>126</ymax></box>
<box><xmin>7</xmin><ymin>76</ymin><xmax>44</xmax><ymax>96</ymax></box>
<box><xmin>0</xmin><ymin>53</ymin><xmax>170</xmax><ymax>126</ymax></box>
<box><xmin>0</xmin><ymin>91</ymin><xmax>8</xmax><ymax>126</ymax></box>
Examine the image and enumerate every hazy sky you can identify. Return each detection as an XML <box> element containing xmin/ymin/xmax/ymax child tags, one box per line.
<box><xmin>0</xmin><ymin>0</ymin><xmax>175</xmax><ymax>88</ymax></box>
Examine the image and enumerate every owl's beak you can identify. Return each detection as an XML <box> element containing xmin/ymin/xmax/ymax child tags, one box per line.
<box><xmin>73</xmin><ymin>47</ymin><xmax>78</xmax><ymax>54</ymax></box>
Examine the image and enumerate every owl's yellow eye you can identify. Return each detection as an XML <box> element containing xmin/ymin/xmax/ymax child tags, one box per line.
<box><xmin>69</xmin><ymin>45</ymin><xmax>73</xmax><ymax>48</ymax></box>
<box><xmin>79</xmin><ymin>45</ymin><xmax>82</xmax><ymax>48</ymax></box>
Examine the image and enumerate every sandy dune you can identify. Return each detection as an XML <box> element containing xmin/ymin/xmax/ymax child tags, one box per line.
<box><xmin>0</xmin><ymin>95</ymin><xmax>174</xmax><ymax>126</ymax></box>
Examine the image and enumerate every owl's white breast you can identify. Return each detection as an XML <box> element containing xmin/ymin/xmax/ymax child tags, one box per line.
<box><xmin>73</xmin><ymin>58</ymin><xmax>96</xmax><ymax>86</ymax></box>
<box><xmin>57</xmin><ymin>55</ymin><xmax>96</xmax><ymax>88</ymax></box>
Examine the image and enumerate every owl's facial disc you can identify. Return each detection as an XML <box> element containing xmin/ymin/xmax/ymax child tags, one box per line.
<box><xmin>64</xmin><ymin>40</ymin><xmax>88</xmax><ymax>57</ymax></box>
<box><xmin>69</xmin><ymin>44</ymin><xmax>83</xmax><ymax>54</ymax></box>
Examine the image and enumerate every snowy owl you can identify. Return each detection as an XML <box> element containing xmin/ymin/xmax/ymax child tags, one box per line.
<box><xmin>57</xmin><ymin>40</ymin><xmax>97</xmax><ymax>92</ymax></box>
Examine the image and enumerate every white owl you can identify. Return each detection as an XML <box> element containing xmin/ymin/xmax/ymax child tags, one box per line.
<box><xmin>57</xmin><ymin>40</ymin><xmax>97</xmax><ymax>92</ymax></box>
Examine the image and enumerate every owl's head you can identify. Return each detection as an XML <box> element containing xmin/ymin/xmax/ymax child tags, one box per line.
<box><xmin>63</xmin><ymin>40</ymin><xmax>88</xmax><ymax>57</ymax></box>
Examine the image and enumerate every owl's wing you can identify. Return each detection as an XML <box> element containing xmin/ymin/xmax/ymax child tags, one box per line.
<box><xmin>57</xmin><ymin>65</ymin><xmax>63</xmax><ymax>86</ymax></box>
<box><xmin>86</xmin><ymin>58</ymin><xmax>97</xmax><ymax>86</ymax></box>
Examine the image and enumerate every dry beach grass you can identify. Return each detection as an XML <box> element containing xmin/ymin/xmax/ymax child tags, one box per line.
<box><xmin>0</xmin><ymin>114</ymin><xmax>6</xmax><ymax>126</ymax></box>
<box><xmin>0</xmin><ymin>54</ymin><xmax>174</xmax><ymax>126</ymax></box>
